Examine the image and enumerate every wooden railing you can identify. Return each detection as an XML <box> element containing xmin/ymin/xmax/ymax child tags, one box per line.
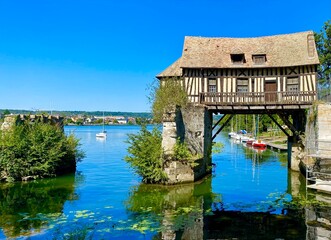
<box><xmin>199</xmin><ymin>91</ymin><xmax>316</xmax><ymax>105</ymax></box>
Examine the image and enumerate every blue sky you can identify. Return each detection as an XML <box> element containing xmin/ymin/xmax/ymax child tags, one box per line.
<box><xmin>0</xmin><ymin>0</ymin><xmax>330</xmax><ymax>112</ymax></box>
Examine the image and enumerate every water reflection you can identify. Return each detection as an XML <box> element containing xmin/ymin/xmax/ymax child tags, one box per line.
<box><xmin>125</xmin><ymin>175</ymin><xmax>310</xmax><ymax>239</ymax></box>
<box><xmin>1</xmin><ymin>126</ymin><xmax>331</xmax><ymax>239</ymax></box>
<box><xmin>125</xmin><ymin>177</ymin><xmax>215</xmax><ymax>239</ymax></box>
<box><xmin>0</xmin><ymin>174</ymin><xmax>78</xmax><ymax>238</ymax></box>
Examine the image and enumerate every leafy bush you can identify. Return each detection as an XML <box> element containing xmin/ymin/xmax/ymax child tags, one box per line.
<box><xmin>212</xmin><ymin>142</ymin><xmax>224</xmax><ymax>154</ymax></box>
<box><xmin>125</xmin><ymin>126</ymin><xmax>167</xmax><ymax>184</ymax></box>
<box><xmin>149</xmin><ymin>78</ymin><xmax>188</xmax><ymax>123</ymax></box>
<box><xmin>0</xmin><ymin>122</ymin><xmax>84</xmax><ymax>182</ymax></box>
<box><xmin>173</xmin><ymin>139</ymin><xmax>192</xmax><ymax>160</ymax></box>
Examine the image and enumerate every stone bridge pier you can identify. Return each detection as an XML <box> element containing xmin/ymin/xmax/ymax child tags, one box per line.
<box><xmin>161</xmin><ymin>105</ymin><xmax>213</xmax><ymax>184</ymax></box>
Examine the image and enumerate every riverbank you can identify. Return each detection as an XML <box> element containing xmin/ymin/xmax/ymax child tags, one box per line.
<box><xmin>259</xmin><ymin>135</ymin><xmax>288</xmax><ymax>151</ymax></box>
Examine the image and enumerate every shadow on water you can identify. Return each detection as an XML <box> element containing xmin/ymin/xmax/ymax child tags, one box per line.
<box><xmin>124</xmin><ymin>175</ymin><xmax>310</xmax><ymax>240</ymax></box>
<box><xmin>0</xmin><ymin>173</ymin><xmax>80</xmax><ymax>238</ymax></box>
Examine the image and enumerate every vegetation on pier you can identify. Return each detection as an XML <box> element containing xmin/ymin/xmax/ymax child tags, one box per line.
<box><xmin>0</xmin><ymin>122</ymin><xmax>84</xmax><ymax>182</ymax></box>
<box><xmin>125</xmin><ymin>125</ymin><xmax>167</xmax><ymax>183</ymax></box>
<box><xmin>149</xmin><ymin>78</ymin><xmax>187</xmax><ymax>123</ymax></box>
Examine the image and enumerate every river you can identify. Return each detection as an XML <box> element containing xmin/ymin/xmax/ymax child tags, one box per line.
<box><xmin>0</xmin><ymin>125</ymin><xmax>330</xmax><ymax>239</ymax></box>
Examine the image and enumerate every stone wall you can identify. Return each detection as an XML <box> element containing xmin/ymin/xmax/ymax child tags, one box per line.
<box><xmin>315</xmin><ymin>104</ymin><xmax>331</xmax><ymax>156</ymax></box>
<box><xmin>161</xmin><ymin>105</ymin><xmax>213</xmax><ymax>184</ymax></box>
<box><xmin>305</xmin><ymin>103</ymin><xmax>331</xmax><ymax>156</ymax></box>
<box><xmin>303</xmin><ymin>103</ymin><xmax>331</xmax><ymax>176</ymax></box>
<box><xmin>179</xmin><ymin>105</ymin><xmax>213</xmax><ymax>180</ymax></box>
<box><xmin>306</xmin><ymin>206</ymin><xmax>331</xmax><ymax>240</ymax></box>
<box><xmin>1</xmin><ymin>114</ymin><xmax>64</xmax><ymax>131</ymax></box>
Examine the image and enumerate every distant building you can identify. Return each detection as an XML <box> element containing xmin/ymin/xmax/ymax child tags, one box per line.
<box><xmin>117</xmin><ymin>118</ymin><xmax>127</xmax><ymax>124</ymax></box>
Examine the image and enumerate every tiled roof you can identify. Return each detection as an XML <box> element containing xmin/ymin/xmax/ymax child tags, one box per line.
<box><xmin>157</xmin><ymin>31</ymin><xmax>319</xmax><ymax>77</ymax></box>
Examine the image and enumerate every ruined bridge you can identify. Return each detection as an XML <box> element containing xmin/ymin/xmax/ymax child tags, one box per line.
<box><xmin>157</xmin><ymin>31</ymin><xmax>322</xmax><ymax>184</ymax></box>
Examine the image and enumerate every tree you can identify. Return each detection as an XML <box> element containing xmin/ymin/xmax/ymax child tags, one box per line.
<box><xmin>148</xmin><ymin>78</ymin><xmax>188</xmax><ymax>123</ymax></box>
<box><xmin>124</xmin><ymin>126</ymin><xmax>167</xmax><ymax>184</ymax></box>
<box><xmin>315</xmin><ymin>20</ymin><xmax>331</xmax><ymax>98</ymax></box>
<box><xmin>3</xmin><ymin>109</ymin><xmax>10</xmax><ymax>115</ymax></box>
<box><xmin>0</xmin><ymin>121</ymin><xmax>84</xmax><ymax>182</ymax></box>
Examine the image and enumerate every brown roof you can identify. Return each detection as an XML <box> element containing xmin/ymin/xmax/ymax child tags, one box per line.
<box><xmin>156</xmin><ymin>57</ymin><xmax>182</xmax><ymax>78</ymax></box>
<box><xmin>157</xmin><ymin>31</ymin><xmax>320</xmax><ymax>77</ymax></box>
<box><xmin>181</xmin><ymin>31</ymin><xmax>319</xmax><ymax>68</ymax></box>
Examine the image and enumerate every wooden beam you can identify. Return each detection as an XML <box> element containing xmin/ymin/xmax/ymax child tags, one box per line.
<box><xmin>212</xmin><ymin>114</ymin><xmax>234</xmax><ymax>141</ymax></box>
<box><xmin>277</xmin><ymin>113</ymin><xmax>305</xmax><ymax>143</ymax></box>
<box><xmin>212</xmin><ymin>114</ymin><xmax>227</xmax><ymax>130</ymax></box>
<box><xmin>267</xmin><ymin>114</ymin><xmax>291</xmax><ymax>137</ymax></box>
<box><xmin>278</xmin><ymin>113</ymin><xmax>297</xmax><ymax>135</ymax></box>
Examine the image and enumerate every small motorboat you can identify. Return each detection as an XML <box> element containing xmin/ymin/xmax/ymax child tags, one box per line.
<box><xmin>252</xmin><ymin>139</ymin><xmax>267</xmax><ymax>148</ymax></box>
<box><xmin>239</xmin><ymin>135</ymin><xmax>250</xmax><ymax>142</ymax></box>
<box><xmin>228</xmin><ymin>132</ymin><xmax>237</xmax><ymax>138</ymax></box>
<box><xmin>246</xmin><ymin>138</ymin><xmax>255</xmax><ymax>145</ymax></box>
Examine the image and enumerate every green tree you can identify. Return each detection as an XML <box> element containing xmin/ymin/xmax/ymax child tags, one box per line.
<box><xmin>149</xmin><ymin>78</ymin><xmax>188</xmax><ymax>123</ymax></box>
<box><xmin>0</xmin><ymin>121</ymin><xmax>84</xmax><ymax>182</ymax></box>
<box><xmin>315</xmin><ymin>20</ymin><xmax>331</xmax><ymax>98</ymax></box>
<box><xmin>124</xmin><ymin>126</ymin><xmax>167</xmax><ymax>184</ymax></box>
<box><xmin>3</xmin><ymin>109</ymin><xmax>10</xmax><ymax>115</ymax></box>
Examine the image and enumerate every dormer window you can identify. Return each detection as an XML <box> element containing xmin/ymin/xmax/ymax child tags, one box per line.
<box><xmin>252</xmin><ymin>54</ymin><xmax>266</xmax><ymax>65</ymax></box>
<box><xmin>231</xmin><ymin>54</ymin><xmax>245</xmax><ymax>64</ymax></box>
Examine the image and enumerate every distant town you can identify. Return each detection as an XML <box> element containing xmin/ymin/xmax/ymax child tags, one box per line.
<box><xmin>0</xmin><ymin>109</ymin><xmax>153</xmax><ymax>125</ymax></box>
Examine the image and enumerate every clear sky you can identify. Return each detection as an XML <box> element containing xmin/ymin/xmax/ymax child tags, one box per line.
<box><xmin>0</xmin><ymin>0</ymin><xmax>330</xmax><ymax>112</ymax></box>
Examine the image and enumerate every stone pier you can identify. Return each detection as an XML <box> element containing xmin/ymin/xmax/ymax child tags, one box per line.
<box><xmin>161</xmin><ymin>105</ymin><xmax>213</xmax><ymax>184</ymax></box>
<box><xmin>1</xmin><ymin>114</ymin><xmax>64</xmax><ymax>131</ymax></box>
<box><xmin>301</xmin><ymin>103</ymin><xmax>331</xmax><ymax>191</ymax></box>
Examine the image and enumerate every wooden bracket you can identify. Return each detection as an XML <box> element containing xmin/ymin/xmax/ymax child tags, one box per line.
<box><xmin>212</xmin><ymin>114</ymin><xmax>234</xmax><ymax>141</ymax></box>
<box><xmin>267</xmin><ymin>114</ymin><xmax>291</xmax><ymax>137</ymax></box>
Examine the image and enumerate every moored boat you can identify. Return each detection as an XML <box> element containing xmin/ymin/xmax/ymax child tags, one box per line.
<box><xmin>252</xmin><ymin>139</ymin><xmax>267</xmax><ymax>148</ymax></box>
<box><xmin>96</xmin><ymin>130</ymin><xmax>107</xmax><ymax>138</ymax></box>
<box><xmin>96</xmin><ymin>112</ymin><xmax>107</xmax><ymax>138</ymax></box>
<box><xmin>228</xmin><ymin>132</ymin><xmax>237</xmax><ymax>138</ymax></box>
<box><xmin>246</xmin><ymin>138</ymin><xmax>255</xmax><ymax>145</ymax></box>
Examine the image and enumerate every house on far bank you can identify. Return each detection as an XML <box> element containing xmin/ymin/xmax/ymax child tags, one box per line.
<box><xmin>115</xmin><ymin>116</ymin><xmax>127</xmax><ymax>124</ymax></box>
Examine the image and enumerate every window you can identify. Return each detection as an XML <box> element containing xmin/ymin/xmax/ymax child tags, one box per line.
<box><xmin>231</xmin><ymin>54</ymin><xmax>245</xmax><ymax>64</ymax></box>
<box><xmin>252</xmin><ymin>54</ymin><xmax>266</xmax><ymax>65</ymax></box>
<box><xmin>237</xmin><ymin>78</ymin><xmax>248</xmax><ymax>92</ymax></box>
<box><xmin>208</xmin><ymin>78</ymin><xmax>217</xmax><ymax>93</ymax></box>
<box><xmin>287</xmin><ymin>77</ymin><xmax>299</xmax><ymax>92</ymax></box>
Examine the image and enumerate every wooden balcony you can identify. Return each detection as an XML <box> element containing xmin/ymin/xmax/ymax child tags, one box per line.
<box><xmin>199</xmin><ymin>91</ymin><xmax>316</xmax><ymax>113</ymax></box>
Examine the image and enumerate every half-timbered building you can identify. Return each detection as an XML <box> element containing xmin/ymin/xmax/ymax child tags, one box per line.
<box><xmin>156</xmin><ymin>31</ymin><xmax>320</xmax><ymax>184</ymax></box>
<box><xmin>157</xmin><ymin>31</ymin><xmax>319</xmax><ymax>112</ymax></box>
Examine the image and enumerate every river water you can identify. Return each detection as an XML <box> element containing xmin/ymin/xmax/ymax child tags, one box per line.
<box><xmin>0</xmin><ymin>125</ymin><xmax>330</xmax><ymax>239</ymax></box>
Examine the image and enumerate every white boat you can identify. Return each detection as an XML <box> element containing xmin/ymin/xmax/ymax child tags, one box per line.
<box><xmin>96</xmin><ymin>112</ymin><xmax>107</xmax><ymax>138</ymax></box>
<box><xmin>96</xmin><ymin>130</ymin><xmax>107</xmax><ymax>138</ymax></box>
<box><xmin>239</xmin><ymin>135</ymin><xmax>250</xmax><ymax>142</ymax></box>
<box><xmin>228</xmin><ymin>132</ymin><xmax>237</xmax><ymax>138</ymax></box>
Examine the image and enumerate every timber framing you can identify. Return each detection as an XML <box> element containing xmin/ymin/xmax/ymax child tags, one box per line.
<box><xmin>157</xmin><ymin>31</ymin><xmax>319</xmax><ymax>111</ymax></box>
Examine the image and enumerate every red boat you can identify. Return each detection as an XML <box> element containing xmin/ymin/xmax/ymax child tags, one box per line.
<box><xmin>252</xmin><ymin>140</ymin><xmax>267</xmax><ymax>148</ymax></box>
<box><xmin>246</xmin><ymin>138</ymin><xmax>255</xmax><ymax>146</ymax></box>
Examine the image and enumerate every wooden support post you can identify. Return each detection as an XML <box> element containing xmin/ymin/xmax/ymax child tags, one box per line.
<box><xmin>212</xmin><ymin>114</ymin><xmax>234</xmax><ymax>141</ymax></box>
<box><xmin>278</xmin><ymin>113</ymin><xmax>299</xmax><ymax>136</ymax></box>
<box><xmin>267</xmin><ymin>114</ymin><xmax>291</xmax><ymax>137</ymax></box>
<box><xmin>212</xmin><ymin>114</ymin><xmax>227</xmax><ymax>130</ymax></box>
